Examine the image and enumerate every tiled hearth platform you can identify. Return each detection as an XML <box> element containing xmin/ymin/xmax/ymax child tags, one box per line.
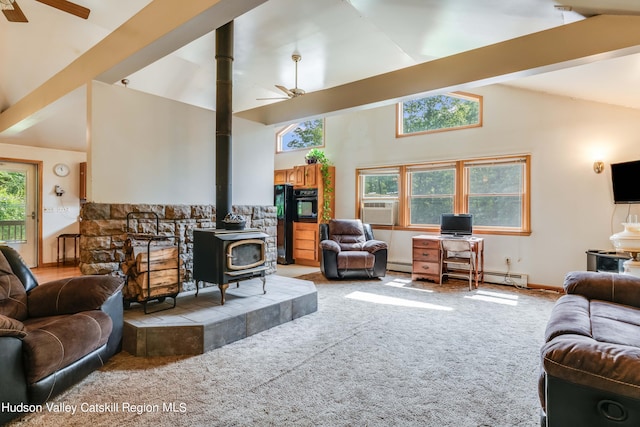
<box><xmin>122</xmin><ymin>275</ymin><xmax>317</xmax><ymax>356</ymax></box>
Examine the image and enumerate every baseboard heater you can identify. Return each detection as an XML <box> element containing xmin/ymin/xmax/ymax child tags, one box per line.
<box><xmin>387</xmin><ymin>262</ymin><xmax>528</xmax><ymax>288</ymax></box>
<box><xmin>482</xmin><ymin>271</ymin><xmax>528</xmax><ymax>288</ymax></box>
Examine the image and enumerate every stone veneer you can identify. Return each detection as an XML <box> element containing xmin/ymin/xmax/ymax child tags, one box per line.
<box><xmin>79</xmin><ymin>203</ymin><xmax>277</xmax><ymax>292</ymax></box>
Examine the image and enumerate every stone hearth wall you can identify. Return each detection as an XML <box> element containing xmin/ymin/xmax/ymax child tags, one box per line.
<box><xmin>79</xmin><ymin>203</ymin><xmax>277</xmax><ymax>292</ymax></box>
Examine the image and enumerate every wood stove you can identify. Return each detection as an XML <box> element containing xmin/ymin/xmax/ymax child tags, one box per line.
<box><xmin>193</xmin><ymin>228</ymin><xmax>269</xmax><ymax>305</ymax></box>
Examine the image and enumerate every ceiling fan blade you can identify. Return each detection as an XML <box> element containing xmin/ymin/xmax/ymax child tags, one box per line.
<box><xmin>36</xmin><ymin>0</ymin><xmax>90</xmax><ymax>19</ymax></box>
<box><xmin>256</xmin><ymin>97</ymin><xmax>289</xmax><ymax>101</ymax></box>
<box><xmin>2</xmin><ymin>0</ymin><xmax>28</xmax><ymax>22</ymax></box>
<box><xmin>275</xmin><ymin>85</ymin><xmax>294</xmax><ymax>98</ymax></box>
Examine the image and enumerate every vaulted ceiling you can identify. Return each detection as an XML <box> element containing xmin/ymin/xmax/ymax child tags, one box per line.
<box><xmin>1</xmin><ymin>0</ymin><xmax>640</xmax><ymax>152</ymax></box>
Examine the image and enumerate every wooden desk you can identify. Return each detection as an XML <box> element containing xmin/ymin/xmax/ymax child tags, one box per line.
<box><xmin>412</xmin><ymin>235</ymin><xmax>484</xmax><ymax>284</ymax></box>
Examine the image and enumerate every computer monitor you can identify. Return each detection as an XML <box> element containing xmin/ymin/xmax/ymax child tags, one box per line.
<box><xmin>440</xmin><ymin>213</ymin><xmax>473</xmax><ymax>236</ymax></box>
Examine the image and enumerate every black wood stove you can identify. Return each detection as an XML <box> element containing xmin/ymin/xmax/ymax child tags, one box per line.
<box><xmin>193</xmin><ymin>228</ymin><xmax>269</xmax><ymax>305</ymax></box>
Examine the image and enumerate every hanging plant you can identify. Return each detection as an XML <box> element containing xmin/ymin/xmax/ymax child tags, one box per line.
<box><xmin>305</xmin><ymin>148</ymin><xmax>328</xmax><ymax>165</ymax></box>
<box><xmin>305</xmin><ymin>149</ymin><xmax>333</xmax><ymax>223</ymax></box>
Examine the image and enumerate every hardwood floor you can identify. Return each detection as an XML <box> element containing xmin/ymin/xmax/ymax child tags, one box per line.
<box><xmin>31</xmin><ymin>264</ymin><xmax>82</xmax><ymax>283</ymax></box>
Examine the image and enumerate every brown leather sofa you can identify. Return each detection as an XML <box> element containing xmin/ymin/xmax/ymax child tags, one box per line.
<box><xmin>0</xmin><ymin>245</ymin><xmax>124</xmax><ymax>425</ymax></box>
<box><xmin>319</xmin><ymin>219</ymin><xmax>388</xmax><ymax>279</ymax></box>
<box><xmin>539</xmin><ymin>271</ymin><xmax>640</xmax><ymax>427</ymax></box>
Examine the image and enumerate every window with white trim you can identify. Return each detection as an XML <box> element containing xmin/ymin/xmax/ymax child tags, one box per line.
<box><xmin>276</xmin><ymin>119</ymin><xmax>324</xmax><ymax>153</ymax></box>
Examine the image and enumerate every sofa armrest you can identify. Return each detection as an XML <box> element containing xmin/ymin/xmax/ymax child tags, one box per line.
<box><xmin>0</xmin><ymin>314</ymin><xmax>27</xmax><ymax>338</ymax></box>
<box><xmin>320</xmin><ymin>240</ymin><xmax>341</xmax><ymax>253</ymax></box>
<box><xmin>563</xmin><ymin>271</ymin><xmax>640</xmax><ymax>307</ymax></box>
<box><xmin>542</xmin><ymin>334</ymin><xmax>640</xmax><ymax>401</ymax></box>
<box><xmin>28</xmin><ymin>276</ymin><xmax>124</xmax><ymax>317</ymax></box>
<box><xmin>363</xmin><ymin>239</ymin><xmax>387</xmax><ymax>254</ymax></box>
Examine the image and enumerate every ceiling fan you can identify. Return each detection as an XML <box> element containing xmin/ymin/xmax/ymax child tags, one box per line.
<box><xmin>258</xmin><ymin>54</ymin><xmax>306</xmax><ymax>100</ymax></box>
<box><xmin>1</xmin><ymin>0</ymin><xmax>90</xmax><ymax>23</ymax></box>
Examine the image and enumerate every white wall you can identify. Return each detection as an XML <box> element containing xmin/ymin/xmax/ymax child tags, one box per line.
<box><xmin>89</xmin><ymin>82</ymin><xmax>274</xmax><ymax>206</ymax></box>
<box><xmin>275</xmin><ymin>84</ymin><xmax>640</xmax><ymax>288</ymax></box>
<box><xmin>0</xmin><ymin>143</ymin><xmax>86</xmax><ymax>264</ymax></box>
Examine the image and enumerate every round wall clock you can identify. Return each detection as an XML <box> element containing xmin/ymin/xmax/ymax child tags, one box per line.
<box><xmin>53</xmin><ymin>163</ymin><xmax>70</xmax><ymax>177</ymax></box>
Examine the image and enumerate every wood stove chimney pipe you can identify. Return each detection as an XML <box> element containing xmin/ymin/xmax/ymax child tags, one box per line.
<box><xmin>215</xmin><ymin>21</ymin><xmax>234</xmax><ymax>229</ymax></box>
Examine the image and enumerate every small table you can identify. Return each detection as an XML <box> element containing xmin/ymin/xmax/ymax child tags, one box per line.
<box><xmin>412</xmin><ymin>235</ymin><xmax>484</xmax><ymax>284</ymax></box>
<box><xmin>57</xmin><ymin>233</ymin><xmax>80</xmax><ymax>265</ymax></box>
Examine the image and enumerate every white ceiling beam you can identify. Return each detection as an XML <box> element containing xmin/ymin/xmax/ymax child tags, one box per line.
<box><xmin>0</xmin><ymin>0</ymin><xmax>267</xmax><ymax>134</ymax></box>
<box><xmin>235</xmin><ymin>14</ymin><xmax>640</xmax><ymax>126</ymax></box>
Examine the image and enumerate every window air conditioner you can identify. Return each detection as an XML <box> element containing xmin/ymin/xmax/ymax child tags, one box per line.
<box><xmin>361</xmin><ymin>201</ymin><xmax>398</xmax><ymax>226</ymax></box>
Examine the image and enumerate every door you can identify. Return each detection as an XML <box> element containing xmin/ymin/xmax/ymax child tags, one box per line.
<box><xmin>0</xmin><ymin>161</ymin><xmax>38</xmax><ymax>267</ymax></box>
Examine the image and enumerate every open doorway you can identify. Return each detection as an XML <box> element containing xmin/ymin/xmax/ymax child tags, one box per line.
<box><xmin>0</xmin><ymin>160</ymin><xmax>40</xmax><ymax>267</ymax></box>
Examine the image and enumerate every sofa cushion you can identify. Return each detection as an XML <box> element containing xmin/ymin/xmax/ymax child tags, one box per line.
<box><xmin>544</xmin><ymin>294</ymin><xmax>592</xmax><ymax>342</ymax></box>
<box><xmin>0</xmin><ymin>313</ymin><xmax>27</xmax><ymax>338</ymax></box>
<box><xmin>0</xmin><ymin>251</ymin><xmax>28</xmax><ymax>321</ymax></box>
<box><xmin>591</xmin><ymin>301</ymin><xmax>640</xmax><ymax>347</ymax></box>
<box><xmin>329</xmin><ymin>220</ymin><xmax>366</xmax><ymax>250</ymax></box>
<box><xmin>337</xmin><ymin>251</ymin><xmax>375</xmax><ymax>270</ymax></box>
<box><xmin>546</xmin><ymin>294</ymin><xmax>640</xmax><ymax>348</ymax></box>
<box><xmin>28</xmin><ymin>276</ymin><xmax>123</xmax><ymax>317</ymax></box>
<box><xmin>22</xmin><ymin>311</ymin><xmax>113</xmax><ymax>384</ymax></box>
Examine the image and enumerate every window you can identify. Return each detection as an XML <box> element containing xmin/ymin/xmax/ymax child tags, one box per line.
<box><xmin>464</xmin><ymin>158</ymin><xmax>527</xmax><ymax>229</ymax></box>
<box><xmin>360</xmin><ymin>169</ymin><xmax>399</xmax><ymax>199</ymax></box>
<box><xmin>356</xmin><ymin>155</ymin><xmax>530</xmax><ymax>235</ymax></box>
<box><xmin>276</xmin><ymin>119</ymin><xmax>324</xmax><ymax>153</ymax></box>
<box><xmin>358</xmin><ymin>168</ymin><xmax>400</xmax><ymax>226</ymax></box>
<box><xmin>408</xmin><ymin>164</ymin><xmax>455</xmax><ymax>225</ymax></box>
<box><xmin>397</xmin><ymin>92</ymin><xmax>482</xmax><ymax>137</ymax></box>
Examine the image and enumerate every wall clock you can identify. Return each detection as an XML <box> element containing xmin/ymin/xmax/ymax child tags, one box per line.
<box><xmin>53</xmin><ymin>163</ymin><xmax>70</xmax><ymax>177</ymax></box>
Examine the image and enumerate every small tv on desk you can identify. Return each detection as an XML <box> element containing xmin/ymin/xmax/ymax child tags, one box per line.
<box><xmin>440</xmin><ymin>213</ymin><xmax>473</xmax><ymax>236</ymax></box>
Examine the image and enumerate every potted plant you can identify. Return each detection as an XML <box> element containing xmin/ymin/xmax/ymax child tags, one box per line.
<box><xmin>305</xmin><ymin>148</ymin><xmax>328</xmax><ymax>165</ymax></box>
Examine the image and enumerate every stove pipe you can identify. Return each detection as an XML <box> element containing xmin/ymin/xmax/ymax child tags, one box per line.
<box><xmin>215</xmin><ymin>21</ymin><xmax>234</xmax><ymax>229</ymax></box>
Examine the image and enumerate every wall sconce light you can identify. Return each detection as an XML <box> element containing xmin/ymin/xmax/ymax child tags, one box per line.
<box><xmin>593</xmin><ymin>161</ymin><xmax>605</xmax><ymax>174</ymax></box>
<box><xmin>55</xmin><ymin>185</ymin><xmax>65</xmax><ymax>197</ymax></box>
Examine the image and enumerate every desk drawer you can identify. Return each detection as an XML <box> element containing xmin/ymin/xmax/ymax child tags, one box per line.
<box><xmin>413</xmin><ymin>247</ymin><xmax>439</xmax><ymax>262</ymax></box>
<box><xmin>412</xmin><ymin>261</ymin><xmax>440</xmax><ymax>275</ymax></box>
<box><xmin>413</xmin><ymin>238</ymin><xmax>439</xmax><ymax>250</ymax></box>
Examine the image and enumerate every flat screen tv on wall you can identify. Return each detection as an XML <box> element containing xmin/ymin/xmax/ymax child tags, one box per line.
<box><xmin>611</xmin><ymin>159</ymin><xmax>640</xmax><ymax>204</ymax></box>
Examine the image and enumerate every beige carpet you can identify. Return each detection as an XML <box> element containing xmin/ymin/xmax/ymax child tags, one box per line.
<box><xmin>8</xmin><ymin>272</ymin><xmax>559</xmax><ymax>427</ymax></box>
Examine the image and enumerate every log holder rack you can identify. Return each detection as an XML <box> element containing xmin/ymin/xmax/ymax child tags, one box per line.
<box><xmin>123</xmin><ymin>212</ymin><xmax>181</xmax><ymax>314</ymax></box>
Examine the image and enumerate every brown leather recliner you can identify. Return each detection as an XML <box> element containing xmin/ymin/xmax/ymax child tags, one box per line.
<box><xmin>0</xmin><ymin>245</ymin><xmax>124</xmax><ymax>425</ymax></box>
<box><xmin>319</xmin><ymin>219</ymin><xmax>388</xmax><ymax>279</ymax></box>
<box><xmin>539</xmin><ymin>271</ymin><xmax>640</xmax><ymax>427</ymax></box>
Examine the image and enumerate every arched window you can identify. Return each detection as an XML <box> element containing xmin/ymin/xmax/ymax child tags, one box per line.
<box><xmin>276</xmin><ymin>119</ymin><xmax>324</xmax><ymax>153</ymax></box>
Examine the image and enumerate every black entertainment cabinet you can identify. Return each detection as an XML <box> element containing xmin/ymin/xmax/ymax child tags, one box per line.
<box><xmin>586</xmin><ymin>249</ymin><xmax>630</xmax><ymax>273</ymax></box>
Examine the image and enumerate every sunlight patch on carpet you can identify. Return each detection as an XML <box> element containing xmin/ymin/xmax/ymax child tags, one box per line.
<box><xmin>464</xmin><ymin>290</ymin><xmax>519</xmax><ymax>306</ymax></box>
<box><xmin>345</xmin><ymin>291</ymin><xmax>453</xmax><ymax>310</ymax></box>
<box><xmin>384</xmin><ymin>278</ymin><xmax>434</xmax><ymax>293</ymax></box>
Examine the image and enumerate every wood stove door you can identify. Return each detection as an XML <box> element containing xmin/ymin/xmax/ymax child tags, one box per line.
<box><xmin>227</xmin><ymin>239</ymin><xmax>266</xmax><ymax>270</ymax></box>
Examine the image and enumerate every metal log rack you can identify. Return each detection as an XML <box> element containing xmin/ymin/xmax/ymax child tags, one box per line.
<box><xmin>123</xmin><ymin>212</ymin><xmax>181</xmax><ymax>314</ymax></box>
